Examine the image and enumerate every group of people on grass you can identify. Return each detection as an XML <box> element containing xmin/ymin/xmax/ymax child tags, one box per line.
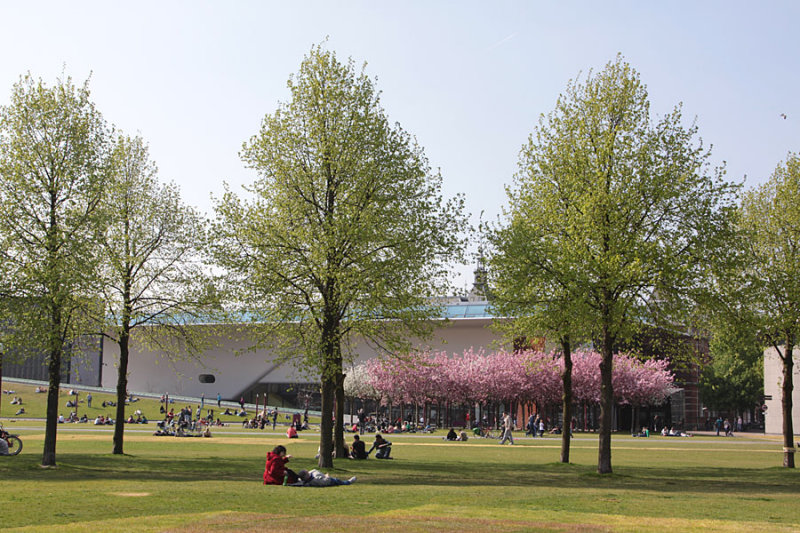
<box><xmin>525</xmin><ymin>414</ymin><xmax>547</xmax><ymax>437</ymax></box>
<box><xmin>351</xmin><ymin>409</ymin><xmax>441</xmax><ymax>435</ymax></box>
<box><xmin>714</xmin><ymin>416</ymin><xmax>736</xmax><ymax>437</ymax></box>
<box><xmin>153</xmin><ymin>404</ymin><xmax>220</xmax><ymax>436</ymax></box>
<box><xmin>55</xmin><ymin>412</ymin><xmax>92</xmax><ymax>423</ymax></box>
<box><xmin>125</xmin><ymin>413</ymin><xmax>150</xmax><ymax>424</ymax></box>
<box><xmin>445</xmin><ymin>428</ymin><xmax>469</xmax><ymax>441</ymax></box>
<box><xmin>6</xmin><ymin>393</ymin><xmax>26</xmax><ymax>416</ymax></box>
<box><xmin>264</xmin><ymin>445</ymin><xmax>357</xmax><ymax>487</ymax></box>
<box><xmin>262</xmin><ymin>434</ymin><xmax>395</xmax><ymax>488</ymax></box>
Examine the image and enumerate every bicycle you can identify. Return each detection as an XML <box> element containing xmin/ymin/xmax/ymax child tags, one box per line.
<box><xmin>0</xmin><ymin>422</ymin><xmax>23</xmax><ymax>455</ymax></box>
<box><xmin>481</xmin><ymin>427</ymin><xmax>499</xmax><ymax>439</ymax></box>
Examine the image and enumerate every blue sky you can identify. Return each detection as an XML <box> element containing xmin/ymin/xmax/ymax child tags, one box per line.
<box><xmin>1</xmin><ymin>1</ymin><xmax>798</xmax><ymax>288</ymax></box>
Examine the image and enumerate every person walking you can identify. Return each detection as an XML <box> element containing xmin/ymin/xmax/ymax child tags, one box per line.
<box><xmin>200</xmin><ymin>393</ymin><xmax>205</xmax><ymax>410</ymax></box>
<box><xmin>217</xmin><ymin>393</ymin><xmax>221</xmax><ymax>409</ymax></box>
<box><xmin>499</xmin><ymin>412</ymin><xmax>514</xmax><ymax>445</ymax></box>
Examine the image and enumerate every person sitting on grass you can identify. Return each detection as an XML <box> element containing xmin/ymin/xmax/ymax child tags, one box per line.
<box><xmin>457</xmin><ymin>431</ymin><xmax>469</xmax><ymax>441</ymax></box>
<box><xmin>446</xmin><ymin>428</ymin><xmax>458</xmax><ymax>441</ymax></box>
<box><xmin>15</xmin><ymin>407</ymin><xmax>25</xmax><ymax>416</ymax></box>
<box><xmin>291</xmin><ymin>469</ymin><xmax>356</xmax><ymax>487</ymax></box>
<box><xmin>368</xmin><ymin>434</ymin><xmax>392</xmax><ymax>459</ymax></box>
<box><xmin>263</xmin><ymin>445</ymin><xmax>298</xmax><ymax>485</ymax></box>
<box><xmin>286</xmin><ymin>425</ymin><xmax>298</xmax><ymax>438</ymax></box>
<box><xmin>350</xmin><ymin>434</ymin><xmax>368</xmax><ymax>459</ymax></box>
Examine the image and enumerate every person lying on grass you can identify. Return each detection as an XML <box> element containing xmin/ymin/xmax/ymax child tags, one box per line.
<box><xmin>290</xmin><ymin>469</ymin><xmax>357</xmax><ymax>487</ymax></box>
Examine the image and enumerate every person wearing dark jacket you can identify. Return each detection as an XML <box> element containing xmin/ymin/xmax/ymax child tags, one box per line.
<box><xmin>368</xmin><ymin>434</ymin><xmax>392</xmax><ymax>459</ymax></box>
<box><xmin>350</xmin><ymin>434</ymin><xmax>368</xmax><ymax>459</ymax></box>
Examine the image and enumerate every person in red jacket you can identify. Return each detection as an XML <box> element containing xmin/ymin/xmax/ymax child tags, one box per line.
<box><xmin>263</xmin><ymin>445</ymin><xmax>298</xmax><ymax>485</ymax></box>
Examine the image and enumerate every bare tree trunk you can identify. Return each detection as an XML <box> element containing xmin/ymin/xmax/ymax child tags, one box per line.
<box><xmin>42</xmin><ymin>344</ymin><xmax>62</xmax><ymax>467</ymax></box>
<box><xmin>598</xmin><ymin>320</ymin><xmax>615</xmax><ymax>474</ymax></box>
<box><xmin>42</xmin><ymin>289</ymin><xmax>65</xmax><ymax>468</ymax></box>
<box><xmin>780</xmin><ymin>337</ymin><xmax>795</xmax><ymax>468</ymax></box>
<box><xmin>560</xmin><ymin>337</ymin><xmax>573</xmax><ymax>463</ymax></box>
<box><xmin>113</xmin><ymin>329</ymin><xmax>130</xmax><ymax>455</ymax></box>
<box><xmin>349</xmin><ymin>395</ymin><xmax>354</xmax><ymax>429</ymax></box>
<box><xmin>318</xmin><ymin>377</ymin><xmax>335</xmax><ymax>468</ymax></box>
<box><xmin>334</xmin><ymin>369</ymin><xmax>346</xmax><ymax>459</ymax></box>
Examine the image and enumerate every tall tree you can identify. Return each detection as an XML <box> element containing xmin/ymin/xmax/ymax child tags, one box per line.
<box><xmin>98</xmin><ymin>134</ymin><xmax>216</xmax><ymax>455</ymax></box>
<box><xmin>700</xmin><ymin>322</ymin><xmax>763</xmax><ymax>420</ymax></box>
<box><xmin>723</xmin><ymin>153</ymin><xmax>800</xmax><ymax>467</ymax></box>
<box><xmin>496</xmin><ymin>56</ymin><xmax>735</xmax><ymax>474</ymax></box>
<box><xmin>0</xmin><ymin>74</ymin><xmax>108</xmax><ymax>467</ymax></box>
<box><xmin>213</xmin><ymin>45</ymin><xmax>466</xmax><ymax>467</ymax></box>
<box><xmin>489</xmin><ymin>175</ymin><xmax>593</xmax><ymax>464</ymax></box>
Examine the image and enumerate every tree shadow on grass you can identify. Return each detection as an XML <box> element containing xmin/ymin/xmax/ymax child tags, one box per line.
<box><xmin>2</xmin><ymin>452</ymin><xmax>799</xmax><ymax>498</ymax></box>
<box><xmin>0</xmin><ymin>454</ymin><xmax>262</xmax><ymax>483</ymax></box>
<box><xmin>359</xmin><ymin>457</ymin><xmax>800</xmax><ymax>496</ymax></box>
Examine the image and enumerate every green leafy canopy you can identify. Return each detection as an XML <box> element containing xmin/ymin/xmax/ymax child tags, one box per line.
<box><xmin>213</xmin><ymin>45</ymin><xmax>467</xmax><ymax>374</ymax></box>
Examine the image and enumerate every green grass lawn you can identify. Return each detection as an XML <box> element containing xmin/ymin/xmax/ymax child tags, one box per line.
<box><xmin>1</xmin><ymin>419</ymin><xmax>798</xmax><ymax>533</ymax></box>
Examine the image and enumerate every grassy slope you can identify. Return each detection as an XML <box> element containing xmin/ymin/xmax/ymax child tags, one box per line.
<box><xmin>0</xmin><ymin>382</ymin><xmax>299</xmax><ymax>426</ymax></box>
<box><xmin>1</xmin><ymin>424</ymin><xmax>798</xmax><ymax>532</ymax></box>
